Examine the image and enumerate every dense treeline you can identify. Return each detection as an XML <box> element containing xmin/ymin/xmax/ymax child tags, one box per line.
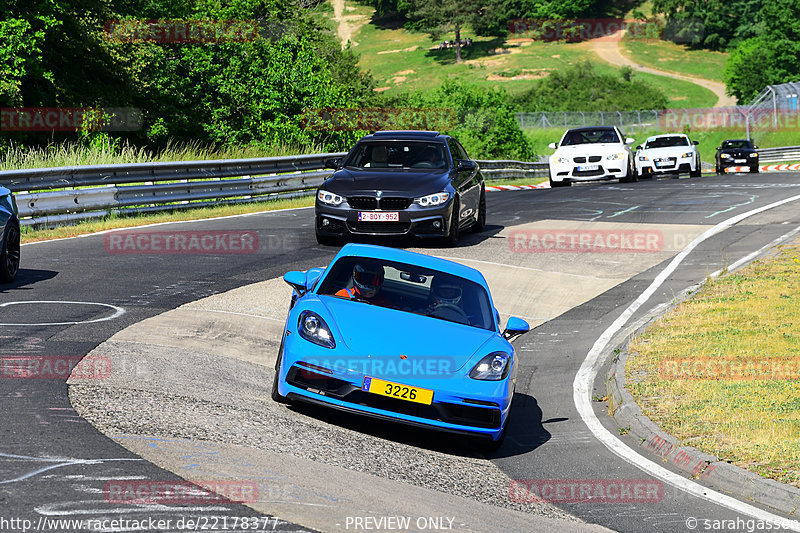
<box><xmin>652</xmin><ymin>0</ymin><xmax>800</xmax><ymax>103</ymax></box>
<box><xmin>0</xmin><ymin>0</ymin><xmax>375</xmax><ymax>151</ymax></box>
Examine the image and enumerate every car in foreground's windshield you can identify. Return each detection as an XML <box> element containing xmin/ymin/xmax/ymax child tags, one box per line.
<box><xmin>721</xmin><ymin>140</ymin><xmax>754</xmax><ymax>149</ymax></box>
<box><xmin>317</xmin><ymin>256</ymin><xmax>495</xmax><ymax>331</ymax></box>
<box><xmin>561</xmin><ymin>128</ymin><xmax>621</xmax><ymax>146</ymax></box>
<box><xmin>644</xmin><ymin>136</ymin><xmax>689</xmax><ymax>149</ymax></box>
<box><xmin>344</xmin><ymin>141</ymin><xmax>448</xmax><ymax>170</ymax></box>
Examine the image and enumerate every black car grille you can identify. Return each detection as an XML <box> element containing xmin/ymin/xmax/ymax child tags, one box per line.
<box><xmin>379</xmin><ymin>197</ymin><xmax>413</xmax><ymax>210</ymax></box>
<box><xmin>347</xmin><ymin>196</ymin><xmax>412</xmax><ymax>210</ymax></box>
<box><xmin>286</xmin><ymin>365</ymin><xmax>501</xmax><ymax>429</ymax></box>
<box><xmin>573</xmin><ymin>156</ymin><xmax>602</xmax><ymax>163</ymax></box>
<box><xmin>348</xmin><ymin>196</ymin><xmax>378</xmax><ymax>210</ymax></box>
<box><xmin>348</xmin><ymin>221</ymin><xmax>410</xmax><ymax>234</ymax></box>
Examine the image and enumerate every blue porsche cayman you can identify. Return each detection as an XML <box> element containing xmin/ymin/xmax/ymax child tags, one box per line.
<box><xmin>272</xmin><ymin>243</ymin><xmax>530</xmax><ymax>446</ymax></box>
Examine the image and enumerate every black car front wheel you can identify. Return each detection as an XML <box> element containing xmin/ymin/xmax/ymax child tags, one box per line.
<box><xmin>443</xmin><ymin>199</ymin><xmax>460</xmax><ymax>247</ymax></box>
<box><xmin>0</xmin><ymin>219</ymin><xmax>20</xmax><ymax>283</ymax></box>
<box><xmin>471</xmin><ymin>189</ymin><xmax>486</xmax><ymax>233</ymax></box>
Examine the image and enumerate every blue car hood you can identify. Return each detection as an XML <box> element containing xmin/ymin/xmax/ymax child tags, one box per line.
<box><xmin>319</xmin><ymin>296</ymin><xmax>497</xmax><ymax>373</ymax></box>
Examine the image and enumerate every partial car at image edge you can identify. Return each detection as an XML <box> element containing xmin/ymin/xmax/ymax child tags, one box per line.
<box><xmin>0</xmin><ymin>186</ymin><xmax>20</xmax><ymax>283</ymax></box>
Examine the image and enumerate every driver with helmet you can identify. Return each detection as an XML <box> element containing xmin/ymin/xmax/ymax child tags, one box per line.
<box><xmin>427</xmin><ymin>276</ymin><xmax>468</xmax><ymax>322</ymax></box>
<box><xmin>336</xmin><ymin>263</ymin><xmax>392</xmax><ymax>307</ymax></box>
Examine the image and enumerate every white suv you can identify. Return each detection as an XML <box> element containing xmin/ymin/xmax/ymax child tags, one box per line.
<box><xmin>548</xmin><ymin>126</ymin><xmax>636</xmax><ymax>187</ymax></box>
<box><xmin>635</xmin><ymin>133</ymin><xmax>701</xmax><ymax>179</ymax></box>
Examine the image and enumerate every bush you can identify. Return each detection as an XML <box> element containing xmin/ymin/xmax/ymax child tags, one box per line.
<box><xmin>397</xmin><ymin>80</ymin><xmax>536</xmax><ymax>160</ymax></box>
<box><xmin>514</xmin><ymin>61</ymin><xmax>668</xmax><ymax>112</ymax></box>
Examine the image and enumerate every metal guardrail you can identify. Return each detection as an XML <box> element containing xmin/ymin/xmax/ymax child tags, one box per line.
<box><xmin>477</xmin><ymin>159</ymin><xmax>549</xmax><ymax>181</ymax></box>
<box><xmin>0</xmin><ymin>154</ymin><xmax>545</xmax><ymax>228</ymax></box>
<box><xmin>758</xmin><ymin>146</ymin><xmax>800</xmax><ymax>163</ymax></box>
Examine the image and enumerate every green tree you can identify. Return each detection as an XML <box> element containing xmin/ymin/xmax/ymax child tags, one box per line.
<box><xmin>651</xmin><ymin>0</ymin><xmax>761</xmax><ymax>49</ymax></box>
<box><xmin>404</xmin><ymin>0</ymin><xmax>487</xmax><ymax>62</ymax></box>
<box><xmin>400</xmin><ymin>80</ymin><xmax>535</xmax><ymax>160</ymax></box>
<box><xmin>724</xmin><ymin>0</ymin><xmax>800</xmax><ymax>103</ymax></box>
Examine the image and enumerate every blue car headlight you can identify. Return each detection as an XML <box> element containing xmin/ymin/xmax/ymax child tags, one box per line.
<box><xmin>749</xmin><ymin>153</ymin><xmax>758</xmax><ymax>158</ymax></box>
<box><xmin>469</xmin><ymin>352</ymin><xmax>511</xmax><ymax>381</ymax></box>
<box><xmin>298</xmin><ymin>311</ymin><xmax>335</xmax><ymax>349</ymax></box>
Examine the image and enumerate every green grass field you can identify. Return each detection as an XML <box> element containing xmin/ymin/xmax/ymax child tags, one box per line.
<box><xmin>345</xmin><ymin>1</ymin><xmax>719</xmax><ymax>108</ymax></box>
<box><xmin>621</xmin><ymin>39</ymin><xmax>729</xmax><ymax>84</ymax></box>
<box><xmin>626</xmin><ymin>240</ymin><xmax>800</xmax><ymax>487</ymax></box>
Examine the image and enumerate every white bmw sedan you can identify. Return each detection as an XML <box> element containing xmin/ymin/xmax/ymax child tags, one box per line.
<box><xmin>548</xmin><ymin>126</ymin><xmax>636</xmax><ymax>187</ymax></box>
<box><xmin>634</xmin><ymin>133</ymin><xmax>701</xmax><ymax>179</ymax></box>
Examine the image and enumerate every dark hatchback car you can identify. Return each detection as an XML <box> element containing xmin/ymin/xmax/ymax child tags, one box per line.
<box><xmin>0</xmin><ymin>186</ymin><xmax>20</xmax><ymax>282</ymax></box>
<box><xmin>315</xmin><ymin>131</ymin><xmax>485</xmax><ymax>247</ymax></box>
<box><xmin>716</xmin><ymin>139</ymin><xmax>759</xmax><ymax>174</ymax></box>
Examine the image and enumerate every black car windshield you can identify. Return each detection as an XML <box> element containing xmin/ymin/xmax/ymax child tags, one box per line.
<box><xmin>644</xmin><ymin>136</ymin><xmax>689</xmax><ymax>148</ymax></box>
<box><xmin>317</xmin><ymin>256</ymin><xmax>495</xmax><ymax>331</ymax></box>
<box><xmin>344</xmin><ymin>141</ymin><xmax>448</xmax><ymax>170</ymax></box>
<box><xmin>721</xmin><ymin>140</ymin><xmax>754</xmax><ymax>149</ymax></box>
<box><xmin>561</xmin><ymin>128</ymin><xmax>621</xmax><ymax>146</ymax></box>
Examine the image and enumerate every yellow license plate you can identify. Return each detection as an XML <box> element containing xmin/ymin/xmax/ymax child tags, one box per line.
<box><xmin>362</xmin><ymin>377</ymin><xmax>433</xmax><ymax>405</ymax></box>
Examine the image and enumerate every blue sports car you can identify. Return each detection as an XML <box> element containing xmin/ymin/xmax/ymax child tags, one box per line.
<box><xmin>272</xmin><ymin>243</ymin><xmax>530</xmax><ymax>447</ymax></box>
<box><xmin>0</xmin><ymin>186</ymin><xmax>20</xmax><ymax>283</ymax></box>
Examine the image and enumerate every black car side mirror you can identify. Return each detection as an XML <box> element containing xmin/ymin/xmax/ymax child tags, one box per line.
<box><xmin>456</xmin><ymin>159</ymin><xmax>476</xmax><ymax>172</ymax></box>
<box><xmin>753</xmin><ymin>145</ymin><xmax>759</xmax><ymax>149</ymax></box>
<box><xmin>324</xmin><ymin>158</ymin><xmax>341</xmax><ymax>170</ymax></box>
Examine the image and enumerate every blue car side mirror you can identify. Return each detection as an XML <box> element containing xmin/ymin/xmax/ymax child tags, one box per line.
<box><xmin>284</xmin><ymin>270</ymin><xmax>309</xmax><ymax>295</ymax></box>
<box><xmin>503</xmin><ymin>316</ymin><xmax>530</xmax><ymax>340</ymax></box>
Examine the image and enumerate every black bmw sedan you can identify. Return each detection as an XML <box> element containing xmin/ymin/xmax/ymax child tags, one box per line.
<box><xmin>715</xmin><ymin>139</ymin><xmax>759</xmax><ymax>174</ymax></box>
<box><xmin>315</xmin><ymin>131</ymin><xmax>485</xmax><ymax>247</ymax></box>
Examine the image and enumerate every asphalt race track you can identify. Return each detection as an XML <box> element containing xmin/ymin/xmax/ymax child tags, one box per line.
<box><xmin>3</xmin><ymin>172</ymin><xmax>800</xmax><ymax>532</ymax></box>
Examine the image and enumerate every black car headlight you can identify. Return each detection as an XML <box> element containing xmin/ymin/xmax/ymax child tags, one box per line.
<box><xmin>469</xmin><ymin>352</ymin><xmax>511</xmax><ymax>381</ymax></box>
<box><xmin>298</xmin><ymin>311</ymin><xmax>335</xmax><ymax>349</ymax></box>
<box><xmin>415</xmin><ymin>192</ymin><xmax>450</xmax><ymax>207</ymax></box>
<box><xmin>317</xmin><ymin>190</ymin><xmax>344</xmax><ymax>206</ymax></box>
<box><xmin>749</xmin><ymin>153</ymin><xmax>758</xmax><ymax>158</ymax></box>
<box><xmin>721</xmin><ymin>153</ymin><xmax>732</xmax><ymax>159</ymax></box>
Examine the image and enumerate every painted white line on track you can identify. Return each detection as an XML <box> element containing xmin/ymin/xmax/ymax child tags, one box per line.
<box><xmin>574</xmin><ymin>193</ymin><xmax>800</xmax><ymax>531</ymax></box>
<box><xmin>0</xmin><ymin>300</ymin><xmax>125</xmax><ymax>326</ymax></box>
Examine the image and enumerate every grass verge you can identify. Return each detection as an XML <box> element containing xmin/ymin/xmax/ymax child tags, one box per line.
<box><xmin>626</xmin><ymin>238</ymin><xmax>800</xmax><ymax>487</ymax></box>
<box><xmin>21</xmin><ymin>196</ymin><xmax>315</xmax><ymax>243</ymax></box>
